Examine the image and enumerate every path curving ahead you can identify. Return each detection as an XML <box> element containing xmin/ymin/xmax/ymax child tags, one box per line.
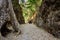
<box><xmin>0</xmin><ymin>24</ymin><xmax>60</xmax><ymax>40</ymax></box>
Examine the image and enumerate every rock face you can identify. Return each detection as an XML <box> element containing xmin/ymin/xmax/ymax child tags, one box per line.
<box><xmin>0</xmin><ymin>24</ymin><xmax>59</xmax><ymax>40</ymax></box>
<box><xmin>0</xmin><ymin>0</ymin><xmax>10</xmax><ymax>29</ymax></box>
<box><xmin>34</xmin><ymin>0</ymin><xmax>60</xmax><ymax>38</ymax></box>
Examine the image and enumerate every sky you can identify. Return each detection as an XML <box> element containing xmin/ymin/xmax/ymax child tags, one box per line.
<box><xmin>19</xmin><ymin>0</ymin><xmax>28</xmax><ymax>4</ymax></box>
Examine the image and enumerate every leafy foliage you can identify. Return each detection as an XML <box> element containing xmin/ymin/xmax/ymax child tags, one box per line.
<box><xmin>20</xmin><ymin>0</ymin><xmax>42</xmax><ymax>23</ymax></box>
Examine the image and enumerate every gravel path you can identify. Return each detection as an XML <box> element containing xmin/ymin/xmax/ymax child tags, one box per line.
<box><xmin>0</xmin><ymin>24</ymin><xmax>60</xmax><ymax>40</ymax></box>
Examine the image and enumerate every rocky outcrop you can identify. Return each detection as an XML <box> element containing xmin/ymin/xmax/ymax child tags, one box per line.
<box><xmin>34</xmin><ymin>0</ymin><xmax>60</xmax><ymax>38</ymax></box>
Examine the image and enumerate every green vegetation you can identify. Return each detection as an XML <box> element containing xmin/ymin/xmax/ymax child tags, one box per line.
<box><xmin>20</xmin><ymin>0</ymin><xmax>42</xmax><ymax>23</ymax></box>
